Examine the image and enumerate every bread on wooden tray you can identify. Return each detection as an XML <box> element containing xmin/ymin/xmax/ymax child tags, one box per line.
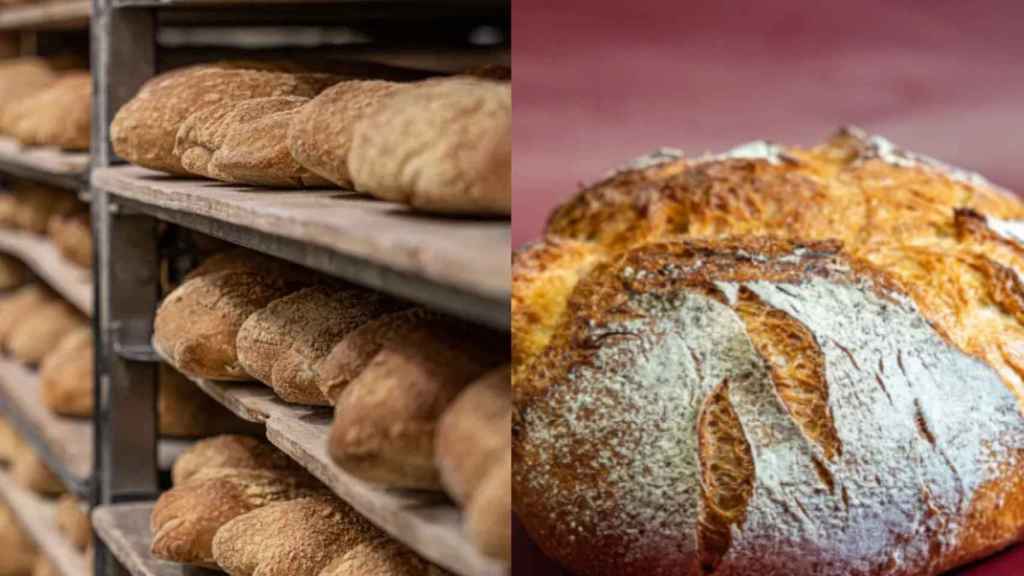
<box><xmin>11</xmin><ymin>436</ymin><xmax>64</xmax><ymax>496</ymax></box>
<box><xmin>319</xmin><ymin>538</ymin><xmax>452</xmax><ymax>576</ymax></box>
<box><xmin>466</xmin><ymin>448</ymin><xmax>510</xmax><ymax>562</ymax></box>
<box><xmin>512</xmin><ymin>131</ymin><xmax>1024</xmax><ymax>576</ymax></box>
<box><xmin>235</xmin><ymin>284</ymin><xmax>405</xmax><ymax>405</ymax></box>
<box><xmin>47</xmin><ymin>210</ymin><xmax>92</xmax><ymax>268</ymax></box>
<box><xmin>0</xmin><ymin>57</ymin><xmax>56</xmax><ymax>121</ymax></box>
<box><xmin>111</xmin><ymin>63</ymin><xmax>342</xmax><ymax>175</ymax></box>
<box><xmin>324</xmin><ymin>308</ymin><xmax>506</xmax><ymax>490</ymax></box>
<box><xmin>0</xmin><ymin>253</ymin><xmax>26</xmax><ymax>290</ymax></box>
<box><xmin>348</xmin><ymin>78</ymin><xmax>511</xmax><ymax>215</ymax></box>
<box><xmin>436</xmin><ymin>365</ymin><xmax>510</xmax><ymax>505</ymax></box>
<box><xmin>153</xmin><ymin>250</ymin><xmax>316</xmax><ymax>380</ymax></box>
<box><xmin>177</xmin><ymin>96</ymin><xmax>330</xmax><ymax>188</ymax></box>
<box><xmin>6</xmin><ymin>298</ymin><xmax>84</xmax><ymax>364</ymax></box>
<box><xmin>0</xmin><ymin>284</ymin><xmax>51</xmax><ymax>344</ymax></box>
<box><xmin>9</xmin><ymin>182</ymin><xmax>78</xmax><ymax>234</ymax></box>
<box><xmin>286</xmin><ymin>80</ymin><xmax>406</xmax><ymax>189</ymax></box>
<box><xmin>55</xmin><ymin>494</ymin><xmax>91</xmax><ymax>551</ymax></box>
<box><xmin>171</xmin><ymin>435</ymin><xmax>301</xmax><ymax>486</ymax></box>
<box><xmin>158</xmin><ymin>364</ymin><xmax>261</xmax><ymax>437</ymax></box>
<box><xmin>152</xmin><ymin>437</ymin><xmax>327</xmax><ymax>567</ymax></box>
<box><xmin>39</xmin><ymin>326</ymin><xmax>93</xmax><ymax>417</ymax></box>
<box><xmin>3</xmin><ymin>71</ymin><xmax>90</xmax><ymax>150</ymax></box>
<box><xmin>212</xmin><ymin>496</ymin><xmax>384</xmax><ymax>576</ymax></box>
<box><xmin>0</xmin><ymin>502</ymin><xmax>36</xmax><ymax>576</ymax></box>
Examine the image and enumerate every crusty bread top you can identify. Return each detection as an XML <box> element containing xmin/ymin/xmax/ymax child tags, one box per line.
<box><xmin>286</xmin><ymin>80</ymin><xmax>405</xmax><ymax>188</ymax></box>
<box><xmin>171</xmin><ymin>434</ymin><xmax>302</xmax><ymax>486</ymax></box>
<box><xmin>319</xmin><ymin>538</ymin><xmax>452</xmax><ymax>576</ymax></box>
<box><xmin>513</xmin><ymin>237</ymin><xmax>1024</xmax><ymax>576</ymax></box>
<box><xmin>347</xmin><ymin>78</ymin><xmax>511</xmax><ymax>215</ymax></box>
<box><xmin>0</xmin><ymin>57</ymin><xmax>56</xmax><ymax>118</ymax></box>
<box><xmin>530</xmin><ymin>129</ymin><xmax>1024</xmax><ymax>404</ymax></box>
<box><xmin>111</xmin><ymin>65</ymin><xmax>341</xmax><ymax>174</ymax></box>
<box><xmin>2</xmin><ymin>70</ymin><xmax>90</xmax><ymax>150</ymax></box>
<box><xmin>212</xmin><ymin>496</ymin><xmax>385</xmax><ymax>576</ymax></box>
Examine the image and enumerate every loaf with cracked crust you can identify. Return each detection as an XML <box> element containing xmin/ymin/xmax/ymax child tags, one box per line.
<box><xmin>153</xmin><ymin>251</ymin><xmax>316</xmax><ymax>380</ymax></box>
<box><xmin>348</xmin><ymin>78</ymin><xmax>510</xmax><ymax>215</ymax></box>
<box><xmin>514</xmin><ymin>235</ymin><xmax>1024</xmax><ymax>576</ymax></box>
<box><xmin>286</xmin><ymin>80</ymin><xmax>406</xmax><ymax>189</ymax></box>
<box><xmin>6</xmin><ymin>298</ymin><xmax>84</xmax><ymax>364</ymax></box>
<box><xmin>318</xmin><ymin>538</ymin><xmax>453</xmax><ymax>576</ymax></box>
<box><xmin>152</xmin><ymin>438</ymin><xmax>326</xmax><ymax>567</ymax></box>
<box><xmin>212</xmin><ymin>496</ymin><xmax>385</xmax><ymax>576</ymax></box>
<box><xmin>111</xmin><ymin>64</ymin><xmax>341</xmax><ymax>175</ymax></box>
<box><xmin>235</xmin><ymin>284</ymin><xmax>405</xmax><ymax>405</ymax></box>
<box><xmin>3</xmin><ymin>71</ymin><xmax>90</xmax><ymax>150</ymax></box>
<box><xmin>324</xmin><ymin>308</ymin><xmax>506</xmax><ymax>490</ymax></box>
<box><xmin>0</xmin><ymin>501</ymin><xmax>36</xmax><ymax>576</ymax></box>
<box><xmin>436</xmin><ymin>364</ymin><xmax>511</xmax><ymax>505</ymax></box>
<box><xmin>55</xmin><ymin>495</ymin><xmax>91</xmax><ymax>551</ymax></box>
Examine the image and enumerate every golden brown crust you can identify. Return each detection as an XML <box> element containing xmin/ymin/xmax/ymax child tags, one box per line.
<box><xmin>6</xmin><ymin>298</ymin><xmax>84</xmax><ymax>364</ymax></box>
<box><xmin>286</xmin><ymin>80</ymin><xmax>405</xmax><ymax>188</ymax></box>
<box><xmin>212</xmin><ymin>496</ymin><xmax>385</xmax><ymax>576</ymax></box>
<box><xmin>112</xmin><ymin>65</ymin><xmax>341</xmax><ymax>175</ymax></box>
<box><xmin>0</xmin><ymin>284</ymin><xmax>52</xmax><ymax>344</ymax></box>
<box><xmin>436</xmin><ymin>365</ymin><xmax>510</xmax><ymax>505</ymax></box>
<box><xmin>0</xmin><ymin>501</ymin><xmax>36</xmax><ymax>575</ymax></box>
<box><xmin>0</xmin><ymin>57</ymin><xmax>57</xmax><ymax>124</ymax></box>
<box><xmin>8</xmin><ymin>182</ymin><xmax>79</xmax><ymax>234</ymax></box>
<box><xmin>55</xmin><ymin>494</ymin><xmax>91</xmax><ymax>551</ymax></box>
<box><xmin>46</xmin><ymin>210</ymin><xmax>92</xmax><ymax>268</ymax></box>
<box><xmin>11</xmin><ymin>437</ymin><xmax>64</xmax><ymax>496</ymax></box>
<box><xmin>326</xmin><ymin>309</ymin><xmax>506</xmax><ymax>490</ymax></box>
<box><xmin>466</xmin><ymin>448</ymin><xmax>510</xmax><ymax>562</ymax></box>
<box><xmin>31</xmin><ymin>556</ymin><xmax>57</xmax><ymax>576</ymax></box>
<box><xmin>171</xmin><ymin>434</ymin><xmax>302</xmax><ymax>486</ymax></box>
<box><xmin>347</xmin><ymin>78</ymin><xmax>510</xmax><ymax>215</ymax></box>
<box><xmin>318</xmin><ymin>538</ymin><xmax>453</xmax><ymax>576</ymax></box>
<box><xmin>39</xmin><ymin>326</ymin><xmax>93</xmax><ymax>417</ymax></box>
<box><xmin>3</xmin><ymin>71</ymin><xmax>90</xmax><ymax>150</ymax></box>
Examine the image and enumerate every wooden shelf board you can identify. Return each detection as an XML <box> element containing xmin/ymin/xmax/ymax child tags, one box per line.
<box><xmin>0</xmin><ymin>356</ymin><xmax>91</xmax><ymax>494</ymax></box>
<box><xmin>93</xmin><ymin>502</ymin><xmax>220</xmax><ymax>576</ymax></box>
<box><xmin>0</xmin><ymin>469</ymin><xmax>89</xmax><ymax>576</ymax></box>
<box><xmin>93</xmin><ymin>165</ymin><xmax>509</xmax><ymax>330</ymax></box>
<box><xmin>0</xmin><ymin>228</ymin><xmax>93</xmax><ymax>317</ymax></box>
<box><xmin>0</xmin><ymin>136</ymin><xmax>88</xmax><ymax>187</ymax></box>
<box><xmin>158</xmin><ymin>348</ymin><xmax>506</xmax><ymax>576</ymax></box>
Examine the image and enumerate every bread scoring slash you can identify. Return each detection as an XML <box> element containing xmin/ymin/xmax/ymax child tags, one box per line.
<box><xmin>512</xmin><ymin>130</ymin><xmax>1024</xmax><ymax>576</ymax></box>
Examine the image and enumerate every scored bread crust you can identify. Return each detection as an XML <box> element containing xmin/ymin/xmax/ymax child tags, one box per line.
<box><xmin>212</xmin><ymin>496</ymin><xmax>384</xmax><ymax>576</ymax></box>
<box><xmin>347</xmin><ymin>78</ymin><xmax>511</xmax><ymax>215</ymax></box>
<box><xmin>513</xmin><ymin>237</ymin><xmax>1024</xmax><ymax>576</ymax></box>
<box><xmin>235</xmin><ymin>284</ymin><xmax>406</xmax><ymax>406</ymax></box>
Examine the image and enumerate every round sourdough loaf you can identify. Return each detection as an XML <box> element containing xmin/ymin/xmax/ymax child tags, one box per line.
<box><xmin>347</xmin><ymin>78</ymin><xmax>510</xmax><ymax>215</ymax></box>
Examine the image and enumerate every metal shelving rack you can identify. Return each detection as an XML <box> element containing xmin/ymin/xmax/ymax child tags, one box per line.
<box><xmin>89</xmin><ymin>2</ymin><xmax>509</xmax><ymax>576</ymax></box>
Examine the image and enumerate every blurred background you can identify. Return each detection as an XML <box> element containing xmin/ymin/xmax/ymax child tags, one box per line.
<box><xmin>513</xmin><ymin>0</ymin><xmax>1024</xmax><ymax>247</ymax></box>
<box><xmin>512</xmin><ymin>1</ymin><xmax>1024</xmax><ymax>573</ymax></box>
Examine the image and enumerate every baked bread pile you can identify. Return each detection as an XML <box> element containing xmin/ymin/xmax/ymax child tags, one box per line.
<box><xmin>0</xmin><ymin>57</ymin><xmax>90</xmax><ymax>151</ymax></box>
<box><xmin>111</xmin><ymin>62</ymin><xmax>511</xmax><ymax>215</ymax></box>
<box><xmin>152</xmin><ymin>435</ymin><xmax>453</xmax><ymax>575</ymax></box>
<box><xmin>512</xmin><ymin>129</ymin><xmax>1024</xmax><ymax>575</ymax></box>
<box><xmin>0</xmin><ymin>181</ymin><xmax>92</xmax><ymax>271</ymax></box>
<box><xmin>152</xmin><ymin>248</ymin><xmax>512</xmax><ymax>561</ymax></box>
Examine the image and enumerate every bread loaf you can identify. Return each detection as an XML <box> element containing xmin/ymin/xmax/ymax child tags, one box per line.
<box><xmin>39</xmin><ymin>326</ymin><xmax>93</xmax><ymax>417</ymax></box>
<box><xmin>9</xmin><ymin>182</ymin><xmax>78</xmax><ymax>233</ymax></box>
<box><xmin>0</xmin><ymin>57</ymin><xmax>56</xmax><ymax>121</ymax></box>
<box><xmin>466</xmin><ymin>448</ymin><xmax>510</xmax><ymax>562</ymax></box>
<box><xmin>325</xmin><ymin>308</ymin><xmax>506</xmax><ymax>490</ymax></box>
<box><xmin>30</xmin><ymin>557</ymin><xmax>57</xmax><ymax>576</ymax></box>
<box><xmin>0</xmin><ymin>502</ymin><xmax>35</xmax><ymax>576</ymax></box>
<box><xmin>235</xmin><ymin>284</ymin><xmax>405</xmax><ymax>405</ymax></box>
<box><xmin>55</xmin><ymin>495</ymin><xmax>90</xmax><ymax>551</ymax></box>
<box><xmin>6</xmin><ymin>298</ymin><xmax>84</xmax><ymax>364</ymax></box>
<box><xmin>111</xmin><ymin>65</ymin><xmax>341</xmax><ymax>175</ymax></box>
<box><xmin>436</xmin><ymin>365</ymin><xmax>510</xmax><ymax>505</ymax></box>
<box><xmin>47</xmin><ymin>211</ymin><xmax>91</xmax><ymax>268</ymax></box>
<box><xmin>152</xmin><ymin>456</ymin><xmax>326</xmax><ymax>568</ymax></box>
<box><xmin>318</xmin><ymin>538</ymin><xmax>452</xmax><ymax>576</ymax></box>
<box><xmin>286</xmin><ymin>80</ymin><xmax>405</xmax><ymax>188</ymax></box>
<box><xmin>3</xmin><ymin>71</ymin><xmax>90</xmax><ymax>150</ymax></box>
<box><xmin>0</xmin><ymin>285</ymin><xmax>51</xmax><ymax>344</ymax></box>
<box><xmin>348</xmin><ymin>79</ymin><xmax>510</xmax><ymax>215</ymax></box>
<box><xmin>212</xmin><ymin>496</ymin><xmax>384</xmax><ymax>576</ymax></box>
<box><xmin>0</xmin><ymin>253</ymin><xmax>26</xmax><ymax>290</ymax></box>
<box><xmin>153</xmin><ymin>254</ymin><xmax>315</xmax><ymax>380</ymax></box>
<box><xmin>12</xmin><ymin>437</ymin><xmax>64</xmax><ymax>496</ymax></box>
<box><xmin>170</xmin><ymin>434</ymin><xmax>302</xmax><ymax>486</ymax></box>
<box><xmin>177</xmin><ymin>96</ymin><xmax>331</xmax><ymax>187</ymax></box>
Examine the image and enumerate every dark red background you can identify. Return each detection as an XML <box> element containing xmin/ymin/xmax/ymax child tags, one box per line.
<box><xmin>512</xmin><ymin>1</ymin><xmax>1024</xmax><ymax>573</ymax></box>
